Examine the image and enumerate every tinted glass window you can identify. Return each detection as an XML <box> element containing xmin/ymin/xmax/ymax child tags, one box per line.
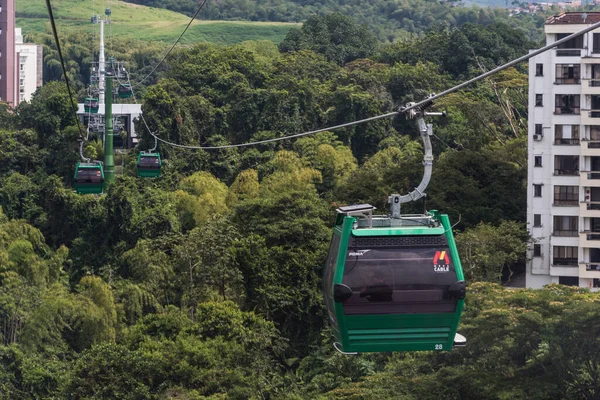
<box><xmin>76</xmin><ymin>168</ymin><xmax>102</xmax><ymax>183</ymax></box>
<box><xmin>139</xmin><ymin>156</ymin><xmax>160</xmax><ymax>168</ymax></box>
<box><xmin>341</xmin><ymin>244</ymin><xmax>458</xmax><ymax>315</ymax></box>
<box><xmin>323</xmin><ymin>233</ymin><xmax>341</xmax><ymax>326</ymax></box>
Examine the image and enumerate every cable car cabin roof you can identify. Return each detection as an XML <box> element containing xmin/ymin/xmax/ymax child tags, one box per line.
<box><xmin>349</xmin><ymin>225</ymin><xmax>445</xmax><ymax>237</ymax></box>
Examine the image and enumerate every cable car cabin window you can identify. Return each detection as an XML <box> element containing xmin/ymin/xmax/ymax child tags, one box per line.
<box><xmin>76</xmin><ymin>169</ymin><xmax>103</xmax><ymax>183</ymax></box>
<box><xmin>323</xmin><ymin>233</ymin><xmax>341</xmax><ymax>326</ymax></box>
<box><xmin>341</xmin><ymin>241</ymin><xmax>458</xmax><ymax>315</ymax></box>
<box><xmin>138</xmin><ymin>156</ymin><xmax>160</xmax><ymax>168</ymax></box>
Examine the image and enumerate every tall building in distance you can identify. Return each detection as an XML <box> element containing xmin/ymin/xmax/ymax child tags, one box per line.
<box><xmin>0</xmin><ymin>0</ymin><xmax>42</xmax><ymax>107</ymax></box>
<box><xmin>15</xmin><ymin>28</ymin><xmax>42</xmax><ymax>104</ymax></box>
<box><xmin>0</xmin><ymin>0</ymin><xmax>16</xmax><ymax>106</ymax></box>
<box><xmin>528</xmin><ymin>12</ymin><xmax>600</xmax><ymax>291</ymax></box>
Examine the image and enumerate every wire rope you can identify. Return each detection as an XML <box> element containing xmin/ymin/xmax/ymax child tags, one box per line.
<box><xmin>130</xmin><ymin>21</ymin><xmax>600</xmax><ymax>151</ymax></box>
<box><xmin>133</xmin><ymin>0</ymin><xmax>209</xmax><ymax>89</ymax></box>
<box><xmin>44</xmin><ymin>0</ymin><xmax>85</xmax><ymax>138</ymax></box>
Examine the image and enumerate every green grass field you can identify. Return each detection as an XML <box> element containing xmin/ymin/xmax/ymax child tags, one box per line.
<box><xmin>16</xmin><ymin>0</ymin><xmax>298</xmax><ymax>44</ymax></box>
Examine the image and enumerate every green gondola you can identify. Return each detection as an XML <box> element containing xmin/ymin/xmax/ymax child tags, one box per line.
<box><xmin>136</xmin><ymin>152</ymin><xmax>161</xmax><ymax>178</ymax></box>
<box><xmin>323</xmin><ymin>203</ymin><xmax>466</xmax><ymax>353</ymax></box>
<box><xmin>84</xmin><ymin>97</ymin><xmax>99</xmax><ymax>114</ymax></box>
<box><xmin>118</xmin><ymin>84</ymin><xmax>133</xmax><ymax>99</ymax></box>
<box><xmin>74</xmin><ymin>162</ymin><xmax>105</xmax><ymax>194</ymax></box>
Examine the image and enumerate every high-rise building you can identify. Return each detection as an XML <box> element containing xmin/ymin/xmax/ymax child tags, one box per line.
<box><xmin>15</xmin><ymin>28</ymin><xmax>42</xmax><ymax>103</ymax></box>
<box><xmin>0</xmin><ymin>0</ymin><xmax>16</xmax><ymax>106</ymax></box>
<box><xmin>527</xmin><ymin>12</ymin><xmax>600</xmax><ymax>291</ymax></box>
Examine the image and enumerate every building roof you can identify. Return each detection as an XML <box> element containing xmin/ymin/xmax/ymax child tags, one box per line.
<box><xmin>546</xmin><ymin>12</ymin><xmax>600</xmax><ymax>24</ymax></box>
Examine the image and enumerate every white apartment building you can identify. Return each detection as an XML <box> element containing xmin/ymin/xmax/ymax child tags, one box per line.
<box><xmin>527</xmin><ymin>12</ymin><xmax>600</xmax><ymax>290</ymax></box>
<box><xmin>15</xmin><ymin>28</ymin><xmax>42</xmax><ymax>103</ymax></box>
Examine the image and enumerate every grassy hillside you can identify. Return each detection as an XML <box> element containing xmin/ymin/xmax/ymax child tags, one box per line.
<box><xmin>16</xmin><ymin>0</ymin><xmax>298</xmax><ymax>44</ymax></box>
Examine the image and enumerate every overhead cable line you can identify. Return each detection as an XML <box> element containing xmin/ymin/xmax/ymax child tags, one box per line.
<box><xmin>140</xmin><ymin>19</ymin><xmax>600</xmax><ymax>150</ymax></box>
<box><xmin>44</xmin><ymin>0</ymin><xmax>85</xmax><ymax>137</ymax></box>
<box><xmin>133</xmin><ymin>0</ymin><xmax>209</xmax><ymax>88</ymax></box>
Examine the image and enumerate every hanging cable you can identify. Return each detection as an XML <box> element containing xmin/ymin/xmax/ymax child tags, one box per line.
<box><xmin>44</xmin><ymin>0</ymin><xmax>85</xmax><ymax>137</ymax></box>
<box><xmin>133</xmin><ymin>0</ymin><xmax>209</xmax><ymax>89</ymax></box>
<box><xmin>127</xmin><ymin>19</ymin><xmax>600</xmax><ymax>151</ymax></box>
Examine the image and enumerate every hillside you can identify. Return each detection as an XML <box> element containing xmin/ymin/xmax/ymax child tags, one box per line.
<box><xmin>16</xmin><ymin>0</ymin><xmax>298</xmax><ymax>44</ymax></box>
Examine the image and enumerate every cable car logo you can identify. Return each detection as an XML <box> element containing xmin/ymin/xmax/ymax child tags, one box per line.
<box><xmin>433</xmin><ymin>250</ymin><xmax>450</xmax><ymax>273</ymax></box>
<box><xmin>348</xmin><ymin>250</ymin><xmax>370</xmax><ymax>257</ymax></box>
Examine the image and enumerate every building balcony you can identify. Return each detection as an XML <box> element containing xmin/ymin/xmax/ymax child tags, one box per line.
<box><xmin>580</xmin><ymin>171</ymin><xmax>600</xmax><ymax>187</ymax></box>
<box><xmin>580</xmin><ymin>139</ymin><xmax>600</xmax><ymax>156</ymax></box>
<box><xmin>579</xmin><ymin>262</ymin><xmax>600</xmax><ymax>278</ymax></box>
<box><xmin>582</xmin><ymin>79</ymin><xmax>600</xmax><ymax>95</ymax></box>
<box><xmin>550</xmin><ymin>264</ymin><xmax>579</xmax><ymax>277</ymax></box>
<box><xmin>553</xmin><ymin>230</ymin><xmax>579</xmax><ymax>237</ymax></box>
<box><xmin>579</xmin><ymin>231</ymin><xmax>600</xmax><ymax>247</ymax></box>
<box><xmin>580</xmin><ymin>201</ymin><xmax>600</xmax><ymax>217</ymax></box>
<box><xmin>580</xmin><ymin>110</ymin><xmax>600</xmax><ymax>126</ymax></box>
<box><xmin>553</xmin><ymin>199</ymin><xmax>579</xmax><ymax>207</ymax></box>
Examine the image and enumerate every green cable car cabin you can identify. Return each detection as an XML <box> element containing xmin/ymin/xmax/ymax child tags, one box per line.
<box><xmin>118</xmin><ymin>84</ymin><xmax>133</xmax><ymax>99</ymax></box>
<box><xmin>137</xmin><ymin>152</ymin><xmax>161</xmax><ymax>178</ymax></box>
<box><xmin>84</xmin><ymin>97</ymin><xmax>99</xmax><ymax>114</ymax></box>
<box><xmin>74</xmin><ymin>162</ymin><xmax>104</xmax><ymax>194</ymax></box>
<box><xmin>324</xmin><ymin>202</ymin><xmax>466</xmax><ymax>353</ymax></box>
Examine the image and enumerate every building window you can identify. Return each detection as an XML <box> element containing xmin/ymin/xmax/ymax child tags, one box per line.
<box><xmin>557</xmin><ymin>33</ymin><xmax>584</xmax><ymax>49</ymax></box>
<box><xmin>594</xmin><ymin>33</ymin><xmax>600</xmax><ymax>53</ymax></box>
<box><xmin>535</xmin><ymin>124</ymin><xmax>543</xmax><ymax>136</ymax></box>
<box><xmin>535</xmin><ymin>94</ymin><xmax>543</xmax><ymax>106</ymax></box>
<box><xmin>534</xmin><ymin>155</ymin><xmax>542</xmax><ymax>167</ymax></box>
<box><xmin>554</xmin><ymin>155</ymin><xmax>579</xmax><ymax>175</ymax></box>
<box><xmin>534</xmin><ymin>184</ymin><xmax>543</xmax><ymax>197</ymax></box>
<box><xmin>555</xmin><ymin>125</ymin><xmax>580</xmax><ymax>145</ymax></box>
<box><xmin>555</xmin><ymin>94</ymin><xmax>580</xmax><ymax>115</ymax></box>
<box><xmin>536</xmin><ymin>63</ymin><xmax>544</xmax><ymax>76</ymax></box>
<box><xmin>555</xmin><ymin>64</ymin><xmax>581</xmax><ymax>84</ymax></box>
<box><xmin>534</xmin><ymin>214</ymin><xmax>542</xmax><ymax>227</ymax></box>
<box><xmin>593</xmin><ymin>278</ymin><xmax>600</xmax><ymax>288</ymax></box>
<box><xmin>553</xmin><ymin>246</ymin><xmax>578</xmax><ymax>266</ymax></box>
<box><xmin>533</xmin><ymin>244</ymin><xmax>541</xmax><ymax>257</ymax></box>
<box><xmin>553</xmin><ymin>215</ymin><xmax>579</xmax><ymax>237</ymax></box>
<box><xmin>554</xmin><ymin>185</ymin><xmax>578</xmax><ymax>206</ymax></box>
<box><xmin>559</xmin><ymin>276</ymin><xmax>579</xmax><ymax>286</ymax></box>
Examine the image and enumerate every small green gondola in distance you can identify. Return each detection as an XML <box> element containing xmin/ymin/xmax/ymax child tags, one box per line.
<box><xmin>74</xmin><ymin>162</ymin><xmax>105</xmax><ymax>194</ymax></box>
<box><xmin>136</xmin><ymin>152</ymin><xmax>161</xmax><ymax>178</ymax></box>
<box><xmin>118</xmin><ymin>84</ymin><xmax>133</xmax><ymax>99</ymax></box>
<box><xmin>323</xmin><ymin>203</ymin><xmax>466</xmax><ymax>353</ymax></box>
<box><xmin>84</xmin><ymin>97</ymin><xmax>99</xmax><ymax>114</ymax></box>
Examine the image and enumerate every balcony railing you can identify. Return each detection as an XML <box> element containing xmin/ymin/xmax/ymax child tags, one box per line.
<box><xmin>585</xmin><ymin>202</ymin><xmax>600</xmax><ymax>210</ymax></box>
<box><xmin>556</xmin><ymin>49</ymin><xmax>582</xmax><ymax>56</ymax></box>
<box><xmin>553</xmin><ymin>230</ymin><xmax>579</xmax><ymax>237</ymax></box>
<box><xmin>587</xmin><ymin>233</ymin><xmax>600</xmax><ymax>240</ymax></box>
<box><xmin>554</xmin><ymin>199</ymin><xmax>579</xmax><ymax>206</ymax></box>
<box><xmin>585</xmin><ymin>263</ymin><xmax>600</xmax><ymax>271</ymax></box>
<box><xmin>555</xmin><ymin>77</ymin><xmax>581</xmax><ymax>84</ymax></box>
<box><xmin>554</xmin><ymin>169</ymin><xmax>579</xmax><ymax>176</ymax></box>
<box><xmin>590</xmin><ymin>79</ymin><xmax>600</xmax><ymax>87</ymax></box>
<box><xmin>555</xmin><ymin>107</ymin><xmax>581</xmax><ymax>115</ymax></box>
<box><xmin>554</xmin><ymin>138</ymin><xmax>580</xmax><ymax>145</ymax></box>
<box><xmin>553</xmin><ymin>258</ymin><xmax>578</xmax><ymax>266</ymax></box>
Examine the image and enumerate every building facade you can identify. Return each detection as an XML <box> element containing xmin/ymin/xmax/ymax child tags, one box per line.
<box><xmin>0</xmin><ymin>0</ymin><xmax>16</xmax><ymax>106</ymax></box>
<box><xmin>527</xmin><ymin>12</ymin><xmax>600</xmax><ymax>290</ymax></box>
<box><xmin>15</xmin><ymin>28</ymin><xmax>42</xmax><ymax>103</ymax></box>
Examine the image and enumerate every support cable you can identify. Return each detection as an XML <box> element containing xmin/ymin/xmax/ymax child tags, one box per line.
<box><xmin>133</xmin><ymin>0</ymin><xmax>209</xmax><ymax>88</ymax></box>
<box><xmin>135</xmin><ymin>19</ymin><xmax>600</xmax><ymax>151</ymax></box>
<box><xmin>44</xmin><ymin>0</ymin><xmax>85</xmax><ymax>137</ymax></box>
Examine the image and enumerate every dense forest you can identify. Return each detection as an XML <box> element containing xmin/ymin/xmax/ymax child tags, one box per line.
<box><xmin>122</xmin><ymin>0</ymin><xmax>546</xmax><ymax>41</ymax></box>
<box><xmin>1</xmin><ymin>11</ymin><xmax>599</xmax><ymax>399</ymax></box>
